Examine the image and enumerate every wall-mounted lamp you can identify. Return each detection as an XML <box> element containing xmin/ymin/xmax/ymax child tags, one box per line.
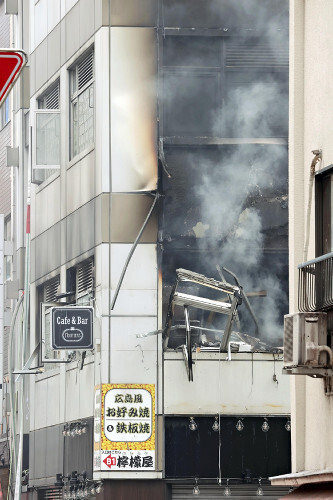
<box><xmin>189</xmin><ymin>417</ymin><xmax>197</xmax><ymax>431</ymax></box>
<box><xmin>63</xmin><ymin>421</ymin><xmax>88</xmax><ymax>437</ymax></box>
<box><xmin>256</xmin><ymin>478</ymin><xmax>263</xmax><ymax>496</ymax></box>
<box><xmin>261</xmin><ymin>418</ymin><xmax>269</xmax><ymax>433</ymax></box>
<box><xmin>236</xmin><ymin>418</ymin><xmax>244</xmax><ymax>431</ymax></box>
<box><xmin>55</xmin><ymin>473</ymin><xmax>66</xmax><ymax>487</ymax></box>
<box><xmin>55</xmin><ymin>471</ymin><xmax>102</xmax><ymax>499</ymax></box>
<box><xmin>224</xmin><ymin>479</ymin><xmax>231</xmax><ymax>496</ymax></box>
<box><xmin>193</xmin><ymin>477</ymin><xmax>200</xmax><ymax>496</ymax></box>
<box><xmin>21</xmin><ymin>469</ymin><xmax>29</xmax><ymax>486</ymax></box>
<box><xmin>212</xmin><ymin>416</ymin><xmax>220</xmax><ymax>432</ymax></box>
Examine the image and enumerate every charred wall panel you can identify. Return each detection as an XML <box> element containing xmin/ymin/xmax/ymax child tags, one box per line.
<box><xmin>165</xmin><ymin>416</ymin><xmax>291</xmax><ymax>479</ymax></box>
<box><xmin>162</xmin><ymin>0</ymin><xmax>288</xmax><ymax>30</ymax></box>
<box><xmin>101</xmin><ymin>480</ymin><xmax>171</xmax><ymax>500</ymax></box>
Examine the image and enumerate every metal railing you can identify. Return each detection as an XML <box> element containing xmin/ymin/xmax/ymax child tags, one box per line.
<box><xmin>298</xmin><ymin>252</ymin><xmax>333</xmax><ymax>312</ymax></box>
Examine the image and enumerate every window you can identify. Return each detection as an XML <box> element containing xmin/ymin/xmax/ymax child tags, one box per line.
<box><xmin>0</xmin><ymin>96</ymin><xmax>10</xmax><ymax>129</ymax></box>
<box><xmin>4</xmin><ymin>217</ymin><xmax>11</xmax><ymax>281</ymax></box>
<box><xmin>67</xmin><ymin>257</ymin><xmax>94</xmax><ymax>305</ymax></box>
<box><xmin>70</xmin><ymin>49</ymin><xmax>94</xmax><ymax>159</ymax></box>
<box><xmin>66</xmin><ymin>258</ymin><xmax>94</xmax><ymax>358</ymax></box>
<box><xmin>316</xmin><ymin>166</ymin><xmax>333</xmax><ymax>257</ymax></box>
<box><xmin>298</xmin><ymin>166</ymin><xmax>333</xmax><ymax>315</ymax></box>
<box><xmin>38</xmin><ymin>276</ymin><xmax>60</xmax><ymax>366</ymax></box>
<box><xmin>32</xmin><ymin>81</ymin><xmax>60</xmax><ymax>184</ymax></box>
<box><xmin>162</xmin><ymin>35</ymin><xmax>288</xmax><ymax>139</ymax></box>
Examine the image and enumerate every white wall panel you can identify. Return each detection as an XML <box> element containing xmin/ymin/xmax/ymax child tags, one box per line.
<box><xmin>66</xmin><ymin>151</ymin><xmax>95</xmax><ymax>215</ymax></box>
<box><xmin>78</xmin><ymin>361</ymin><xmax>95</xmax><ymax>417</ymax></box>
<box><xmin>110</xmin><ymin>317</ymin><xmax>157</xmax><ymax>351</ymax></box>
<box><xmin>64</xmin><ymin>0</ymin><xmax>79</xmax><ymax>16</ymax></box>
<box><xmin>164</xmin><ymin>353</ymin><xmax>290</xmax><ymax>415</ymax></box>
<box><xmin>46</xmin><ymin>374</ymin><xmax>61</xmax><ymax>427</ymax></box>
<box><xmin>95</xmin><ymin>28</ymin><xmax>110</xmax><ymax>193</ymax></box>
<box><xmin>46</xmin><ymin>177</ymin><xmax>61</xmax><ymax>228</ymax></box>
<box><xmin>47</xmin><ymin>0</ymin><xmax>61</xmax><ymax>33</ymax></box>
<box><xmin>110</xmin><ymin>244</ymin><xmax>157</xmax><ymax>290</ymax></box>
<box><xmin>66</xmin><ymin>163</ymin><xmax>82</xmax><ymax>214</ymax></box>
<box><xmin>35</xmin><ymin>187</ymin><xmax>48</xmax><ymax>236</ymax></box>
<box><xmin>34</xmin><ymin>378</ymin><xmax>49</xmax><ymax>429</ymax></box>
<box><xmin>34</xmin><ymin>0</ymin><xmax>48</xmax><ymax>47</ymax></box>
<box><xmin>110</xmin><ymin>289</ymin><xmax>157</xmax><ymax>316</ymax></box>
<box><xmin>64</xmin><ymin>367</ymin><xmax>80</xmax><ymax>421</ymax></box>
<box><xmin>110</xmin><ymin>350</ymin><xmax>157</xmax><ymax>385</ymax></box>
<box><xmin>80</xmin><ymin>153</ymin><xmax>96</xmax><ymax>207</ymax></box>
<box><xmin>110</xmin><ymin>28</ymin><xmax>157</xmax><ymax>192</ymax></box>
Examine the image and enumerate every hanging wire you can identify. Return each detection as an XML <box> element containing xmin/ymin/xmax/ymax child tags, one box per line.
<box><xmin>218</xmin><ymin>343</ymin><xmax>222</xmax><ymax>485</ymax></box>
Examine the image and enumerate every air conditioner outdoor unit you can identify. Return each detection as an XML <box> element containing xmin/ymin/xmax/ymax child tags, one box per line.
<box><xmin>283</xmin><ymin>312</ymin><xmax>333</xmax><ymax>376</ymax></box>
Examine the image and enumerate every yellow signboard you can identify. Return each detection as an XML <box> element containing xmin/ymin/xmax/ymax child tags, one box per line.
<box><xmin>94</xmin><ymin>384</ymin><xmax>155</xmax><ymax>471</ymax></box>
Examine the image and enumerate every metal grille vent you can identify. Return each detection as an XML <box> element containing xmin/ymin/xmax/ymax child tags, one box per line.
<box><xmin>40</xmin><ymin>488</ymin><xmax>63</xmax><ymax>500</ymax></box>
<box><xmin>76</xmin><ymin>259</ymin><xmax>94</xmax><ymax>296</ymax></box>
<box><xmin>44</xmin><ymin>276</ymin><xmax>60</xmax><ymax>303</ymax></box>
<box><xmin>38</xmin><ymin>82</ymin><xmax>60</xmax><ymax>110</ymax></box>
<box><xmin>284</xmin><ymin>316</ymin><xmax>293</xmax><ymax>364</ymax></box>
<box><xmin>78</xmin><ymin>51</ymin><xmax>94</xmax><ymax>90</ymax></box>
<box><xmin>45</xmin><ymin>83</ymin><xmax>60</xmax><ymax>109</ymax></box>
<box><xmin>226</xmin><ymin>40</ymin><xmax>288</xmax><ymax>69</ymax></box>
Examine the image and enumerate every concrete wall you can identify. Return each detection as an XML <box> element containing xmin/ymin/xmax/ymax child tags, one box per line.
<box><xmin>289</xmin><ymin>0</ymin><xmax>333</xmax><ymax>474</ymax></box>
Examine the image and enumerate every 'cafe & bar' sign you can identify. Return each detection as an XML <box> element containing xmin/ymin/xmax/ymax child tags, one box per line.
<box><xmin>51</xmin><ymin>306</ymin><xmax>93</xmax><ymax>349</ymax></box>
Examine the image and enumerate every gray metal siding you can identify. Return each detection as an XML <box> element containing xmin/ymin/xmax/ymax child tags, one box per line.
<box><xmin>0</xmin><ymin>0</ymin><xmax>9</xmax><ymax>47</ymax></box>
<box><xmin>0</xmin><ymin>124</ymin><xmax>11</xmax><ymax>215</ymax></box>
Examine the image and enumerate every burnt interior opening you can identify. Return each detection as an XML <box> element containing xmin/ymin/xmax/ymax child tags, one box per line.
<box><xmin>159</xmin><ymin>10</ymin><xmax>289</xmax><ymax>350</ymax></box>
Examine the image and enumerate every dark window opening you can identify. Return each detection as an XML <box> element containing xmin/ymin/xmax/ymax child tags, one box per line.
<box><xmin>162</xmin><ymin>35</ymin><xmax>288</xmax><ymax>139</ymax></box>
<box><xmin>165</xmin><ymin>416</ymin><xmax>291</xmax><ymax>479</ymax></box>
<box><xmin>159</xmin><ymin>145</ymin><xmax>288</xmax><ymax>347</ymax></box>
<box><xmin>316</xmin><ymin>166</ymin><xmax>333</xmax><ymax>257</ymax></box>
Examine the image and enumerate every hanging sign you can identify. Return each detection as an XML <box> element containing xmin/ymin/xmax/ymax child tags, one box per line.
<box><xmin>51</xmin><ymin>306</ymin><xmax>93</xmax><ymax>349</ymax></box>
<box><xmin>95</xmin><ymin>384</ymin><xmax>155</xmax><ymax>471</ymax></box>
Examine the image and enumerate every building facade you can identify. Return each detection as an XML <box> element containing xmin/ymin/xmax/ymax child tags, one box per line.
<box><xmin>3</xmin><ymin>1</ymin><xmax>291</xmax><ymax>499</ymax></box>
<box><xmin>271</xmin><ymin>0</ymin><xmax>333</xmax><ymax>496</ymax></box>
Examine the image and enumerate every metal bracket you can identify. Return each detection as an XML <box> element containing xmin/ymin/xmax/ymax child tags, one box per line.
<box><xmin>283</xmin><ymin>366</ymin><xmax>333</xmax><ymax>378</ymax></box>
<box><xmin>183</xmin><ymin>306</ymin><xmax>193</xmax><ymax>382</ymax></box>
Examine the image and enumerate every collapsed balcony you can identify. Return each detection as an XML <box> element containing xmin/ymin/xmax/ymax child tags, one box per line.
<box><xmin>161</xmin><ymin>267</ymin><xmax>283</xmax><ymax>381</ymax></box>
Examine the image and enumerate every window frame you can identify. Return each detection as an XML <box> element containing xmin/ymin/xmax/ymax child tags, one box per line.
<box><xmin>37</xmin><ymin>276</ymin><xmax>61</xmax><ymax>367</ymax></box>
<box><xmin>315</xmin><ymin>165</ymin><xmax>333</xmax><ymax>257</ymax></box>
<box><xmin>32</xmin><ymin>81</ymin><xmax>61</xmax><ymax>184</ymax></box>
<box><xmin>0</xmin><ymin>96</ymin><xmax>10</xmax><ymax>130</ymax></box>
<box><xmin>69</xmin><ymin>49</ymin><xmax>95</xmax><ymax>161</ymax></box>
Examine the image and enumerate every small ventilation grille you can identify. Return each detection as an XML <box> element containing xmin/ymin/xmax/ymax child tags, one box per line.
<box><xmin>284</xmin><ymin>316</ymin><xmax>294</xmax><ymax>363</ymax></box>
<box><xmin>44</xmin><ymin>276</ymin><xmax>60</xmax><ymax>303</ymax></box>
<box><xmin>45</xmin><ymin>83</ymin><xmax>60</xmax><ymax>109</ymax></box>
<box><xmin>40</xmin><ymin>488</ymin><xmax>63</xmax><ymax>500</ymax></box>
<box><xmin>77</xmin><ymin>259</ymin><xmax>94</xmax><ymax>296</ymax></box>
<box><xmin>226</xmin><ymin>40</ymin><xmax>288</xmax><ymax>69</ymax></box>
<box><xmin>78</xmin><ymin>51</ymin><xmax>94</xmax><ymax>90</ymax></box>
